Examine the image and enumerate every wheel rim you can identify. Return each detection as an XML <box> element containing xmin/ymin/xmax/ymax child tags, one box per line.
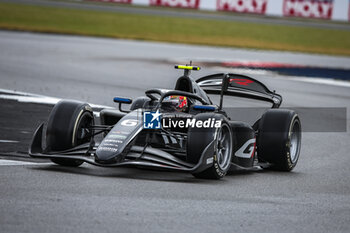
<box><xmin>75</xmin><ymin>112</ymin><xmax>94</xmax><ymax>146</ymax></box>
<box><xmin>216</xmin><ymin>124</ymin><xmax>232</xmax><ymax>171</ymax></box>
<box><xmin>289</xmin><ymin>120</ymin><xmax>301</xmax><ymax>163</ymax></box>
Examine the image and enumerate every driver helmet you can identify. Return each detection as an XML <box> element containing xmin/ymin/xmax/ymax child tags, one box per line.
<box><xmin>163</xmin><ymin>95</ymin><xmax>188</xmax><ymax>112</ymax></box>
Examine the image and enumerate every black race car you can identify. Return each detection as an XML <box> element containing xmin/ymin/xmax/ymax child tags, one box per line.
<box><xmin>29</xmin><ymin>64</ymin><xmax>301</xmax><ymax>179</ymax></box>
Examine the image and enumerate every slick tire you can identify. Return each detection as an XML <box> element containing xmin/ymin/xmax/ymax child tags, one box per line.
<box><xmin>187</xmin><ymin>113</ymin><xmax>233</xmax><ymax>179</ymax></box>
<box><xmin>257</xmin><ymin>109</ymin><xmax>301</xmax><ymax>171</ymax></box>
<box><xmin>46</xmin><ymin>100</ymin><xmax>94</xmax><ymax>167</ymax></box>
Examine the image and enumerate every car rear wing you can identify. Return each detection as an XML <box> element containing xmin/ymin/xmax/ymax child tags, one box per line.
<box><xmin>196</xmin><ymin>73</ymin><xmax>282</xmax><ymax>108</ymax></box>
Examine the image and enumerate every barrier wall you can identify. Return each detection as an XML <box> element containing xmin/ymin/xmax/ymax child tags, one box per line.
<box><xmin>95</xmin><ymin>0</ymin><xmax>350</xmax><ymax>21</ymax></box>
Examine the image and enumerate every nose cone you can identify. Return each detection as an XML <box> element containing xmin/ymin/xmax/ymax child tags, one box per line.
<box><xmin>95</xmin><ymin>110</ymin><xmax>143</xmax><ymax>163</ymax></box>
<box><xmin>95</xmin><ymin>140</ymin><xmax>122</xmax><ymax>163</ymax></box>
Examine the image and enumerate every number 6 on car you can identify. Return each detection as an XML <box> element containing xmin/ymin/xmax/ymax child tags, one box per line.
<box><xmin>121</xmin><ymin>119</ymin><xmax>138</xmax><ymax>127</ymax></box>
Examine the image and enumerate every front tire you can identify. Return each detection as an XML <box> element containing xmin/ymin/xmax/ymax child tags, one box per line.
<box><xmin>46</xmin><ymin>100</ymin><xmax>94</xmax><ymax>167</ymax></box>
<box><xmin>257</xmin><ymin>109</ymin><xmax>301</xmax><ymax>171</ymax></box>
<box><xmin>187</xmin><ymin>113</ymin><xmax>233</xmax><ymax>179</ymax></box>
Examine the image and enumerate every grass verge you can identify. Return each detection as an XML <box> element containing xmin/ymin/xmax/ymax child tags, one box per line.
<box><xmin>0</xmin><ymin>2</ymin><xmax>349</xmax><ymax>56</ymax></box>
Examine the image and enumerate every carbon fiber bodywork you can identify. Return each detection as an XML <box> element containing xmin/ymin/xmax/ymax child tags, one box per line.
<box><xmin>29</xmin><ymin>71</ymin><xmax>283</xmax><ymax>173</ymax></box>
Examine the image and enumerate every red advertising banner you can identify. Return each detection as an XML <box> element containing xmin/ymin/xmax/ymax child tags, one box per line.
<box><xmin>150</xmin><ymin>0</ymin><xmax>200</xmax><ymax>9</ymax></box>
<box><xmin>283</xmin><ymin>0</ymin><xmax>333</xmax><ymax>19</ymax></box>
<box><xmin>216</xmin><ymin>0</ymin><xmax>268</xmax><ymax>14</ymax></box>
<box><xmin>349</xmin><ymin>0</ymin><xmax>350</xmax><ymax>21</ymax></box>
<box><xmin>89</xmin><ymin>0</ymin><xmax>132</xmax><ymax>3</ymax></box>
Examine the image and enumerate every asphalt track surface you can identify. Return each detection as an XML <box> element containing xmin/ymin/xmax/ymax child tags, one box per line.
<box><xmin>1</xmin><ymin>31</ymin><xmax>350</xmax><ymax>233</ymax></box>
<box><xmin>2</xmin><ymin>0</ymin><xmax>350</xmax><ymax>31</ymax></box>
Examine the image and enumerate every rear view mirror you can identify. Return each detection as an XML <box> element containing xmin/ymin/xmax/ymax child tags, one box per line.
<box><xmin>113</xmin><ymin>97</ymin><xmax>132</xmax><ymax>104</ymax></box>
<box><xmin>113</xmin><ymin>97</ymin><xmax>132</xmax><ymax>113</ymax></box>
<box><xmin>192</xmin><ymin>105</ymin><xmax>216</xmax><ymax>112</ymax></box>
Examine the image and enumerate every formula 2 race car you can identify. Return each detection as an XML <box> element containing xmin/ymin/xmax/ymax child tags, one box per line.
<box><xmin>29</xmin><ymin>64</ymin><xmax>301</xmax><ymax>179</ymax></box>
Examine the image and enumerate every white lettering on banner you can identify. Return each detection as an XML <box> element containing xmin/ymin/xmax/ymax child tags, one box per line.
<box><xmin>217</xmin><ymin>0</ymin><xmax>268</xmax><ymax>14</ymax></box>
<box><xmin>150</xmin><ymin>0</ymin><xmax>200</xmax><ymax>8</ymax></box>
<box><xmin>283</xmin><ymin>0</ymin><xmax>333</xmax><ymax>19</ymax></box>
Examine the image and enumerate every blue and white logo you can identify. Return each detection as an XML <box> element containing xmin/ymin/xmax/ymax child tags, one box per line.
<box><xmin>143</xmin><ymin>110</ymin><xmax>162</xmax><ymax>129</ymax></box>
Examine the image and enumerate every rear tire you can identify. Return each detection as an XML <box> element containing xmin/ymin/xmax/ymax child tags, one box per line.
<box><xmin>46</xmin><ymin>100</ymin><xmax>94</xmax><ymax>167</ymax></box>
<box><xmin>257</xmin><ymin>109</ymin><xmax>301</xmax><ymax>171</ymax></box>
<box><xmin>187</xmin><ymin>113</ymin><xmax>233</xmax><ymax>179</ymax></box>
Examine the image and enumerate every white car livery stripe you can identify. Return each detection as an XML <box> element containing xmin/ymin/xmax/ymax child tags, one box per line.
<box><xmin>235</xmin><ymin>138</ymin><xmax>256</xmax><ymax>159</ymax></box>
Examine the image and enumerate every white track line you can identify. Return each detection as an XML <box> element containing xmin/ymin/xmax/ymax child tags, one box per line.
<box><xmin>0</xmin><ymin>88</ymin><xmax>112</xmax><ymax>109</ymax></box>
<box><xmin>0</xmin><ymin>94</ymin><xmax>60</xmax><ymax>105</ymax></box>
<box><xmin>0</xmin><ymin>93</ymin><xmax>102</xmax><ymax>117</ymax></box>
<box><xmin>0</xmin><ymin>140</ymin><xmax>19</xmax><ymax>143</ymax></box>
<box><xmin>0</xmin><ymin>159</ymin><xmax>52</xmax><ymax>166</ymax></box>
